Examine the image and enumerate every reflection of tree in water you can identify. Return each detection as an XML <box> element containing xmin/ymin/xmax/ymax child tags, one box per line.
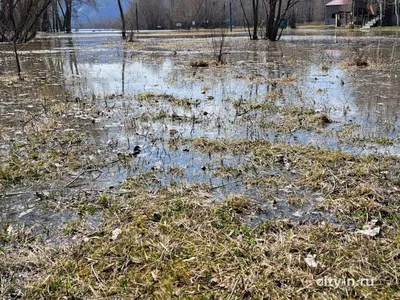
<box><xmin>55</xmin><ymin>37</ymin><xmax>93</xmax><ymax>97</ymax></box>
<box><xmin>348</xmin><ymin>44</ymin><xmax>400</xmax><ymax>133</ymax></box>
<box><xmin>122</xmin><ymin>45</ymin><xmax>127</xmax><ymax>95</ymax></box>
<box><xmin>352</xmin><ymin>71</ymin><xmax>400</xmax><ymax>135</ymax></box>
<box><xmin>67</xmin><ymin>37</ymin><xmax>79</xmax><ymax>76</ymax></box>
<box><xmin>0</xmin><ymin>40</ymin><xmax>75</xmax><ymax>130</ymax></box>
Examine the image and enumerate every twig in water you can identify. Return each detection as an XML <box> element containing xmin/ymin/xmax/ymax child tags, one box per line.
<box><xmin>64</xmin><ymin>169</ymin><xmax>102</xmax><ymax>188</ymax></box>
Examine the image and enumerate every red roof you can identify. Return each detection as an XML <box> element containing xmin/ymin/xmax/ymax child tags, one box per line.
<box><xmin>326</xmin><ymin>0</ymin><xmax>351</xmax><ymax>6</ymax></box>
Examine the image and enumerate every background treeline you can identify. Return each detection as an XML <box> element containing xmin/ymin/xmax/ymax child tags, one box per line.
<box><xmin>0</xmin><ymin>0</ymin><xmax>329</xmax><ymax>38</ymax></box>
<box><xmin>127</xmin><ymin>0</ymin><xmax>328</xmax><ymax>30</ymax></box>
<box><xmin>0</xmin><ymin>0</ymin><xmax>97</xmax><ymax>40</ymax></box>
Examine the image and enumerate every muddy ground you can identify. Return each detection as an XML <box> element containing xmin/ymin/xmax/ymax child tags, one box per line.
<box><xmin>1</xmin><ymin>29</ymin><xmax>400</xmax><ymax>298</ymax></box>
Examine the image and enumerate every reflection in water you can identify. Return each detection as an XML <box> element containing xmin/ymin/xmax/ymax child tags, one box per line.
<box><xmin>67</xmin><ymin>37</ymin><xmax>79</xmax><ymax>76</ymax></box>
<box><xmin>122</xmin><ymin>45</ymin><xmax>127</xmax><ymax>94</ymax></box>
<box><xmin>1</xmin><ymin>32</ymin><xmax>400</xmax><ymax>142</ymax></box>
<box><xmin>1</xmin><ymin>31</ymin><xmax>400</xmax><ymax>229</ymax></box>
<box><xmin>1</xmin><ymin>32</ymin><xmax>400</xmax><ymax>143</ymax></box>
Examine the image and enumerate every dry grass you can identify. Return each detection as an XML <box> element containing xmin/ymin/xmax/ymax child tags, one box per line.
<box><xmin>343</xmin><ymin>45</ymin><xmax>400</xmax><ymax>69</ymax></box>
<box><xmin>182</xmin><ymin>137</ymin><xmax>400</xmax><ymax>224</ymax></box>
<box><xmin>1</xmin><ymin>137</ymin><xmax>400</xmax><ymax>299</ymax></box>
<box><xmin>188</xmin><ymin>137</ymin><xmax>270</xmax><ymax>154</ymax></box>
<box><xmin>189</xmin><ymin>60</ymin><xmax>209</xmax><ymax>68</ymax></box>
<box><xmin>250</xmin><ymin>143</ymin><xmax>400</xmax><ymax>223</ymax></box>
<box><xmin>0</xmin><ymin>111</ymin><xmax>96</xmax><ymax>188</ymax></box>
<box><xmin>1</xmin><ymin>177</ymin><xmax>397</xmax><ymax>299</ymax></box>
<box><xmin>258</xmin><ymin>105</ymin><xmax>332</xmax><ymax>134</ymax></box>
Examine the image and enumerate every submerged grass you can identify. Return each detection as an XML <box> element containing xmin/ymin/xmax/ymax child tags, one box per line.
<box><xmin>0</xmin><ymin>125</ymin><xmax>93</xmax><ymax>188</ymax></box>
<box><xmin>1</xmin><ymin>142</ymin><xmax>399</xmax><ymax>298</ymax></box>
<box><xmin>183</xmin><ymin>137</ymin><xmax>400</xmax><ymax>224</ymax></box>
<box><xmin>250</xmin><ymin>143</ymin><xmax>400</xmax><ymax>223</ymax></box>
<box><xmin>2</xmin><ymin>34</ymin><xmax>400</xmax><ymax>299</ymax></box>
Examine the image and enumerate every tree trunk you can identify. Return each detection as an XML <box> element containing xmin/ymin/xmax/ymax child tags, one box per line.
<box><xmin>288</xmin><ymin>7</ymin><xmax>296</xmax><ymax>28</ymax></box>
<box><xmin>266</xmin><ymin>0</ymin><xmax>278</xmax><ymax>41</ymax></box>
<box><xmin>41</xmin><ymin>8</ymin><xmax>50</xmax><ymax>32</ymax></box>
<box><xmin>396</xmin><ymin>0</ymin><xmax>399</xmax><ymax>26</ymax></box>
<box><xmin>252</xmin><ymin>0</ymin><xmax>259</xmax><ymax>40</ymax></box>
<box><xmin>2</xmin><ymin>0</ymin><xmax>52</xmax><ymax>77</ymax></box>
<box><xmin>13</xmin><ymin>43</ymin><xmax>22</xmax><ymax>80</ymax></box>
<box><xmin>65</xmin><ymin>0</ymin><xmax>72</xmax><ymax>33</ymax></box>
<box><xmin>117</xmin><ymin>0</ymin><xmax>126</xmax><ymax>39</ymax></box>
<box><xmin>52</xmin><ymin>0</ymin><xmax>57</xmax><ymax>31</ymax></box>
<box><xmin>265</xmin><ymin>0</ymin><xmax>294</xmax><ymax>41</ymax></box>
<box><xmin>239</xmin><ymin>0</ymin><xmax>252</xmax><ymax>39</ymax></box>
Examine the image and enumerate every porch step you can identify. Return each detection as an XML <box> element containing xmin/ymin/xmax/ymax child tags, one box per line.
<box><xmin>361</xmin><ymin>15</ymin><xmax>384</xmax><ymax>29</ymax></box>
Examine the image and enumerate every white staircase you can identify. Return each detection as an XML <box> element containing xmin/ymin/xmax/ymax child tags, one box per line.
<box><xmin>361</xmin><ymin>15</ymin><xmax>384</xmax><ymax>29</ymax></box>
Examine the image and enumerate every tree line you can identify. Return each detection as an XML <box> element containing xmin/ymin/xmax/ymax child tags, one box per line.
<box><xmin>127</xmin><ymin>0</ymin><xmax>327</xmax><ymax>39</ymax></box>
<box><xmin>1</xmin><ymin>0</ymin><xmax>399</xmax><ymax>42</ymax></box>
<box><xmin>2</xmin><ymin>0</ymin><xmax>397</xmax><ymax>78</ymax></box>
<box><xmin>0</xmin><ymin>0</ymin><xmax>331</xmax><ymax>43</ymax></box>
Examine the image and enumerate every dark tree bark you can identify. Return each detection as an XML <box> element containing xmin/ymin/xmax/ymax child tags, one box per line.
<box><xmin>252</xmin><ymin>0</ymin><xmax>259</xmax><ymax>40</ymax></box>
<box><xmin>239</xmin><ymin>0</ymin><xmax>252</xmax><ymax>39</ymax></box>
<box><xmin>41</xmin><ymin>8</ymin><xmax>51</xmax><ymax>31</ymax></box>
<box><xmin>239</xmin><ymin>0</ymin><xmax>260</xmax><ymax>40</ymax></box>
<box><xmin>117</xmin><ymin>0</ymin><xmax>126</xmax><ymax>39</ymax></box>
<box><xmin>64</xmin><ymin>0</ymin><xmax>72</xmax><ymax>33</ymax></box>
<box><xmin>264</xmin><ymin>0</ymin><xmax>299</xmax><ymax>41</ymax></box>
<box><xmin>0</xmin><ymin>0</ymin><xmax>52</xmax><ymax>78</ymax></box>
<box><xmin>13</xmin><ymin>42</ymin><xmax>22</xmax><ymax>78</ymax></box>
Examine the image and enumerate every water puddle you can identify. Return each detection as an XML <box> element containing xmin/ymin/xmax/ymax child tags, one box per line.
<box><xmin>1</xmin><ymin>31</ymin><xmax>400</xmax><ymax>234</ymax></box>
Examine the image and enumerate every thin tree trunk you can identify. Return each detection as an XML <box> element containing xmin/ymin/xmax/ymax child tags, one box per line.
<box><xmin>117</xmin><ymin>0</ymin><xmax>126</xmax><ymax>39</ymax></box>
<box><xmin>252</xmin><ymin>0</ymin><xmax>259</xmax><ymax>40</ymax></box>
<box><xmin>65</xmin><ymin>0</ymin><xmax>72</xmax><ymax>33</ymax></box>
<box><xmin>52</xmin><ymin>0</ymin><xmax>57</xmax><ymax>31</ymax></box>
<box><xmin>122</xmin><ymin>46</ymin><xmax>127</xmax><ymax>93</ymax></box>
<box><xmin>396</xmin><ymin>0</ymin><xmax>399</xmax><ymax>26</ymax></box>
<box><xmin>41</xmin><ymin>8</ymin><xmax>50</xmax><ymax>31</ymax></box>
<box><xmin>13</xmin><ymin>42</ymin><xmax>22</xmax><ymax>80</ymax></box>
<box><xmin>239</xmin><ymin>0</ymin><xmax>252</xmax><ymax>39</ymax></box>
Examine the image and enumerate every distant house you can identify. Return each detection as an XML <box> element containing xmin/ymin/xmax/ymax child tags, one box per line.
<box><xmin>326</xmin><ymin>0</ymin><xmax>398</xmax><ymax>27</ymax></box>
<box><xmin>326</xmin><ymin>0</ymin><xmax>352</xmax><ymax>26</ymax></box>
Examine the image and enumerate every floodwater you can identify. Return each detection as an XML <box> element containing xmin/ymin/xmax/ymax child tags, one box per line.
<box><xmin>1</xmin><ymin>30</ymin><xmax>400</xmax><ymax>235</ymax></box>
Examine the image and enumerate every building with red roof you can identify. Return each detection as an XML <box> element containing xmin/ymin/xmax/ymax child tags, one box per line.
<box><xmin>326</xmin><ymin>0</ymin><xmax>397</xmax><ymax>27</ymax></box>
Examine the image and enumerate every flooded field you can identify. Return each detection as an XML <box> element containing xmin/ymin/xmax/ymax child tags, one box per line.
<box><xmin>1</xmin><ymin>30</ymin><xmax>400</xmax><ymax>298</ymax></box>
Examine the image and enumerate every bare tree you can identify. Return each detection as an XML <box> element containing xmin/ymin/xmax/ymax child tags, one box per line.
<box><xmin>126</xmin><ymin>9</ymin><xmax>136</xmax><ymax>41</ymax></box>
<box><xmin>251</xmin><ymin>0</ymin><xmax>260</xmax><ymax>39</ymax></box>
<box><xmin>64</xmin><ymin>0</ymin><xmax>72</xmax><ymax>32</ymax></box>
<box><xmin>303</xmin><ymin>0</ymin><xmax>314</xmax><ymax>22</ymax></box>
<box><xmin>239</xmin><ymin>0</ymin><xmax>261</xmax><ymax>40</ymax></box>
<box><xmin>394</xmin><ymin>0</ymin><xmax>399</xmax><ymax>26</ymax></box>
<box><xmin>263</xmin><ymin>0</ymin><xmax>300</xmax><ymax>41</ymax></box>
<box><xmin>239</xmin><ymin>0</ymin><xmax>253</xmax><ymax>38</ymax></box>
<box><xmin>170</xmin><ymin>0</ymin><xmax>206</xmax><ymax>29</ymax></box>
<box><xmin>117</xmin><ymin>0</ymin><xmax>126</xmax><ymax>39</ymax></box>
<box><xmin>133</xmin><ymin>0</ymin><xmax>168</xmax><ymax>29</ymax></box>
<box><xmin>56</xmin><ymin>0</ymin><xmax>98</xmax><ymax>33</ymax></box>
<box><xmin>378</xmin><ymin>0</ymin><xmax>383</xmax><ymax>26</ymax></box>
<box><xmin>0</xmin><ymin>0</ymin><xmax>52</xmax><ymax>78</ymax></box>
<box><xmin>212</xmin><ymin>27</ymin><xmax>228</xmax><ymax>64</ymax></box>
